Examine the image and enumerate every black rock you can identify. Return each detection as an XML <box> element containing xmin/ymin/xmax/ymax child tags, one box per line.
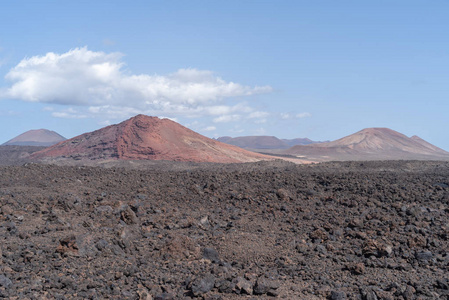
<box><xmin>234</xmin><ymin>276</ymin><xmax>253</xmax><ymax>295</ymax></box>
<box><xmin>216</xmin><ymin>279</ymin><xmax>234</xmax><ymax>294</ymax></box>
<box><xmin>155</xmin><ymin>293</ymin><xmax>175</xmax><ymax>300</ymax></box>
<box><xmin>403</xmin><ymin>285</ymin><xmax>416</xmax><ymax>300</ymax></box>
<box><xmin>330</xmin><ymin>291</ymin><xmax>347</xmax><ymax>300</ymax></box>
<box><xmin>120</xmin><ymin>206</ymin><xmax>138</xmax><ymax>225</ymax></box>
<box><xmin>316</xmin><ymin>244</ymin><xmax>327</xmax><ymax>254</ymax></box>
<box><xmin>415</xmin><ymin>251</ymin><xmax>432</xmax><ymax>261</ymax></box>
<box><xmin>191</xmin><ymin>274</ymin><xmax>215</xmax><ymax>296</ymax></box>
<box><xmin>4</xmin><ymin>222</ymin><xmax>17</xmax><ymax>235</ymax></box>
<box><xmin>0</xmin><ymin>275</ymin><xmax>12</xmax><ymax>288</ymax></box>
<box><xmin>436</xmin><ymin>279</ymin><xmax>449</xmax><ymax>290</ymax></box>
<box><xmin>203</xmin><ymin>295</ymin><xmax>223</xmax><ymax>300</ymax></box>
<box><xmin>363</xmin><ymin>290</ymin><xmax>378</xmax><ymax>300</ymax></box>
<box><xmin>203</xmin><ymin>247</ymin><xmax>220</xmax><ymax>263</ymax></box>
<box><xmin>254</xmin><ymin>277</ymin><xmax>280</xmax><ymax>295</ymax></box>
<box><xmin>96</xmin><ymin>239</ymin><xmax>109</xmax><ymax>251</ymax></box>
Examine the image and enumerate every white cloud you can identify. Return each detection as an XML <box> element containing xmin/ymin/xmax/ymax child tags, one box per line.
<box><xmin>51</xmin><ymin>107</ymin><xmax>87</xmax><ymax>119</ymax></box>
<box><xmin>253</xmin><ymin>127</ymin><xmax>267</xmax><ymax>135</ymax></box>
<box><xmin>1</xmin><ymin>47</ymin><xmax>272</xmax><ymax>123</ymax></box>
<box><xmin>230</xmin><ymin>128</ymin><xmax>244</xmax><ymax>134</ymax></box>
<box><xmin>203</xmin><ymin>104</ymin><xmax>251</xmax><ymax>116</ymax></box>
<box><xmin>203</xmin><ymin>126</ymin><xmax>216</xmax><ymax>131</ymax></box>
<box><xmin>52</xmin><ymin>112</ymin><xmax>87</xmax><ymax>119</ymax></box>
<box><xmin>98</xmin><ymin>120</ymin><xmax>111</xmax><ymax>126</ymax></box>
<box><xmin>296</xmin><ymin>112</ymin><xmax>311</xmax><ymax>118</ymax></box>
<box><xmin>2</xmin><ymin>47</ymin><xmax>313</xmax><ymax>132</ymax></box>
<box><xmin>213</xmin><ymin>114</ymin><xmax>241</xmax><ymax>123</ymax></box>
<box><xmin>248</xmin><ymin>111</ymin><xmax>269</xmax><ymax>119</ymax></box>
<box><xmin>279</xmin><ymin>112</ymin><xmax>311</xmax><ymax>120</ymax></box>
<box><xmin>186</xmin><ymin>120</ymin><xmax>200</xmax><ymax>127</ymax></box>
<box><xmin>280</xmin><ymin>113</ymin><xmax>291</xmax><ymax>120</ymax></box>
<box><xmin>254</xmin><ymin>118</ymin><xmax>267</xmax><ymax>124</ymax></box>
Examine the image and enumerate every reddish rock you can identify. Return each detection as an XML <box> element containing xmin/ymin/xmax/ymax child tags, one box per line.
<box><xmin>56</xmin><ymin>235</ymin><xmax>79</xmax><ymax>255</ymax></box>
<box><xmin>31</xmin><ymin>115</ymin><xmax>272</xmax><ymax>163</ymax></box>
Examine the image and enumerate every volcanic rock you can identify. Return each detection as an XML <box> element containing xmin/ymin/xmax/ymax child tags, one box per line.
<box><xmin>0</xmin><ymin>275</ymin><xmax>12</xmax><ymax>288</ymax></box>
<box><xmin>415</xmin><ymin>251</ymin><xmax>433</xmax><ymax>262</ymax></box>
<box><xmin>1</xmin><ymin>160</ymin><xmax>448</xmax><ymax>299</ymax></box>
<box><xmin>234</xmin><ymin>277</ymin><xmax>252</xmax><ymax>295</ymax></box>
<box><xmin>254</xmin><ymin>277</ymin><xmax>280</xmax><ymax>295</ymax></box>
<box><xmin>31</xmin><ymin>114</ymin><xmax>272</xmax><ymax>163</ymax></box>
<box><xmin>190</xmin><ymin>274</ymin><xmax>215</xmax><ymax>296</ymax></box>
<box><xmin>330</xmin><ymin>291</ymin><xmax>347</xmax><ymax>300</ymax></box>
<box><xmin>403</xmin><ymin>285</ymin><xmax>416</xmax><ymax>300</ymax></box>
<box><xmin>202</xmin><ymin>247</ymin><xmax>220</xmax><ymax>263</ymax></box>
<box><xmin>56</xmin><ymin>235</ymin><xmax>79</xmax><ymax>256</ymax></box>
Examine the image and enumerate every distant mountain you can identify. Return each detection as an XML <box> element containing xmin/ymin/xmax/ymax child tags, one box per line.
<box><xmin>2</xmin><ymin>129</ymin><xmax>66</xmax><ymax>147</ymax></box>
<box><xmin>281</xmin><ymin>138</ymin><xmax>323</xmax><ymax>147</ymax></box>
<box><xmin>217</xmin><ymin>136</ymin><xmax>288</xmax><ymax>149</ymax></box>
<box><xmin>216</xmin><ymin>136</ymin><xmax>321</xmax><ymax>150</ymax></box>
<box><xmin>283</xmin><ymin>128</ymin><xmax>449</xmax><ymax>161</ymax></box>
<box><xmin>216</xmin><ymin>136</ymin><xmax>233</xmax><ymax>143</ymax></box>
<box><xmin>31</xmin><ymin>115</ymin><xmax>272</xmax><ymax>163</ymax></box>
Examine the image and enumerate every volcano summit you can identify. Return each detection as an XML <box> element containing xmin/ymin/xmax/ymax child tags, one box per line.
<box><xmin>2</xmin><ymin>129</ymin><xmax>66</xmax><ymax>147</ymax></box>
<box><xmin>31</xmin><ymin>115</ymin><xmax>271</xmax><ymax>163</ymax></box>
<box><xmin>283</xmin><ymin>127</ymin><xmax>449</xmax><ymax>161</ymax></box>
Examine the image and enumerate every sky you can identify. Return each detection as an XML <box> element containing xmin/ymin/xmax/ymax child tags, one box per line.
<box><xmin>0</xmin><ymin>1</ymin><xmax>448</xmax><ymax>150</ymax></box>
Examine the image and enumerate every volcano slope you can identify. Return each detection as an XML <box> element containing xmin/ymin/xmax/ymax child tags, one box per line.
<box><xmin>0</xmin><ymin>160</ymin><xmax>448</xmax><ymax>299</ymax></box>
<box><xmin>283</xmin><ymin>128</ymin><xmax>449</xmax><ymax>162</ymax></box>
<box><xmin>31</xmin><ymin>115</ymin><xmax>271</xmax><ymax>164</ymax></box>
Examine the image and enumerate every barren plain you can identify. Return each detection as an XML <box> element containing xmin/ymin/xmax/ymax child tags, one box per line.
<box><xmin>0</xmin><ymin>160</ymin><xmax>448</xmax><ymax>299</ymax></box>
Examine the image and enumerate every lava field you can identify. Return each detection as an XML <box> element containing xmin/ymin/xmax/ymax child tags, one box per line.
<box><xmin>0</xmin><ymin>160</ymin><xmax>448</xmax><ymax>299</ymax></box>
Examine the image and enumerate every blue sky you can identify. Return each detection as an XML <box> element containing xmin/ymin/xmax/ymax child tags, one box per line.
<box><xmin>0</xmin><ymin>1</ymin><xmax>448</xmax><ymax>150</ymax></box>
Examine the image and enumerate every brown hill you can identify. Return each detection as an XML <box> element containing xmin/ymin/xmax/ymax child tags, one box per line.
<box><xmin>283</xmin><ymin>128</ymin><xmax>449</xmax><ymax>161</ymax></box>
<box><xmin>3</xmin><ymin>129</ymin><xmax>66</xmax><ymax>147</ymax></box>
<box><xmin>31</xmin><ymin>115</ymin><xmax>272</xmax><ymax>163</ymax></box>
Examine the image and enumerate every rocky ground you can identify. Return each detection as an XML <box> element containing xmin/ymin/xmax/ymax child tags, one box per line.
<box><xmin>0</xmin><ymin>160</ymin><xmax>448</xmax><ymax>299</ymax></box>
